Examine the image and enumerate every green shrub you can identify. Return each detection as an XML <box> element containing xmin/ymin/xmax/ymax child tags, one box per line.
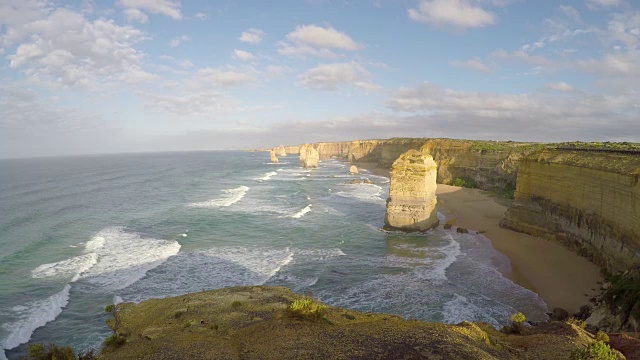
<box><xmin>104</xmin><ymin>304</ymin><xmax>121</xmax><ymax>333</ymax></box>
<box><xmin>231</xmin><ymin>300</ymin><xmax>242</xmax><ymax>308</ymax></box>
<box><xmin>102</xmin><ymin>333</ymin><xmax>126</xmax><ymax>349</ymax></box>
<box><xmin>451</xmin><ymin>176</ymin><xmax>478</xmax><ymax>189</ymax></box>
<box><xmin>571</xmin><ymin>340</ymin><xmax>618</xmax><ymax>360</ymax></box>
<box><xmin>289</xmin><ymin>298</ymin><xmax>327</xmax><ymax>320</ymax></box>
<box><xmin>595</xmin><ymin>331</ymin><xmax>610</xmax><ymax>343</ymax></box>
<box><xmin>567</xmin><ymin>317</ymin><xmax>588</xmax><ymax>329</ymax></box>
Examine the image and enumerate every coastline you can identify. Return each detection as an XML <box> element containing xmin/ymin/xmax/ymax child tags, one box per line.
<box><xmin>358</xmin><ymin>163</ymin><xmax>603</xmax><ymax>314</ymax></box>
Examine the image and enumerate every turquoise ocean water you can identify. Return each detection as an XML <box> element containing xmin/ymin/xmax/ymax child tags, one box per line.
<box><xmin>0</xmin><ymin>151</ymin><xmax>548</xmax><ymax>358</ymax></box>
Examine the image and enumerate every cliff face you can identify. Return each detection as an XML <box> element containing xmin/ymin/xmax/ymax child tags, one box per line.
<box><xmin>100</xmin><ymin>285</ymin><xmax>610</xmax><ymax>360</ymax></box>
<box><xmin>276</xmin><ymin>145</ymin><xmax>287</xmax><ymax>157</ymax></box>
<box><xmin>285</xmin><ymin>145</ymin><xmax>299</xmax><ymax>155</ymax></box>
<box><xmin>384</xmin><ymin>150</ymin><xmax>439</xmax><ymax>231</ymax></box>
<box><xmin>501</xmin><ymin>150</ymin><xmax>640</xmax><ymax>274</ymax></box>
<box><xmin>343</xmin><ymin>138</ymin><xmax>541</xmax><ymax>192</ymax></box>
<box><xmin>313</xmin><ymin>141</ymin><xmax>351</xmax><ymax>159</ymax></box>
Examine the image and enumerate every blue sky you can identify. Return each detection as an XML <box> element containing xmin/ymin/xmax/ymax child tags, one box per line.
<box><xmin>1</xmin><ymin>0</ymin><xmax>639</xmax><ymax>158</ymax></box>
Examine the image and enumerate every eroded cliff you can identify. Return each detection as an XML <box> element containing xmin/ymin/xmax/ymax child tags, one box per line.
<box><xmin>501</xmin><ymin>149</ymin><xmax>640</xmax><ymax>274</ymax></box>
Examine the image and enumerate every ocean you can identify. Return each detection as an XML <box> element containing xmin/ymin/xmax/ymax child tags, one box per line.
<box><xmin>0</xmin><ymin>151</ymin><xmax>548</xmax><ymax>359</ymax></box>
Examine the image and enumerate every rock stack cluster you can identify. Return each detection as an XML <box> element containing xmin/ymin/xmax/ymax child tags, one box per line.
<box><xmin>384</xmin><ymin>150</ymin><xmax>439</xmax><ymax>231</ymax></box>
<box><xmin>299</xmin><ymin>144</ymin><xmax>319</xmax><ymax>168</ymax></box>
<box><xmin>276</xmin><ymin>145</ymin><xmax>287</xmax><ymax>157</ymax></box>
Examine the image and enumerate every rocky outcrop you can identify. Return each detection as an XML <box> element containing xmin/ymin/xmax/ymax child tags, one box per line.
<box><xmin>99</xmin><ymin>285</ymin><xmax>611</xmax><ymax>360</ymax></box>
<box><xmin>384</xmin><ymin>150</ymin><xmax>439</xmax><ymax>231</ymax></box>
<box><xmin>501</xmin><ymin>149</ymin><xmax>640</xmax><ymax>274</ymax></box>
<box><xmin>349</xmin><ymin>165</ymin><xmax>358</xmax><ymax>174</ymax></box>
<box><xmin>269</xmin><ymin>150</ymin><xmax>279</xmax><ymax>163</ymax></box>
<box><xmin>299</xmin><ymin>144</ymin><xmax>319</xmax><ymax>168</ymax></box>
<box><xmin>276</xmin><ymin>145</ymin><xmax>287</xmax><ymax>157</ymax></box>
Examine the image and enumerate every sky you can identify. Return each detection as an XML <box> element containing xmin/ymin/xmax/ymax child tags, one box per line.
<box><xmin>1</xmin><ymin>0</ymin><xmax>639</xmax><ymax>159</ymax></box>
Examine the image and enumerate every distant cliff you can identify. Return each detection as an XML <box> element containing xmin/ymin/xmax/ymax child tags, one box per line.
<box><xmin>501</xmin><ymin>149</ymin><xmax>640</xmax><ymax>274</ymax></box>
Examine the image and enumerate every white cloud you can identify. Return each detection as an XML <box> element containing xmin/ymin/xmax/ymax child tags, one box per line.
<box><xmin>578</xmin><ymin>53</ymin><xmax>640</xmax><ymax>76</ymax></box>
<box><xmin>298</xmin><ymin>62</ymin><xmax>379</xmax><ymax>91</ymax></box>
<box><xmin>194</xmin><ymin>12</ymin><xmax>207</xmax><ymax>20</ymax></box>
<box><xmin>546</xmin><ymin>82</ymin><xmax>576</xmax><ymax>92</ymax></box>
<box><xmin>232</xmin><ymin>49</ymin><xmax>255</xmax><ymax>61</ymax></box>
<box><xmin>6</xmin><ymin>7</ymin><xmax>156</xmax><ymax>88</ymax></box>
<box><xmin>140</xmin><ymin>90</ymin><xmax>240</xmax><ymax>116</ymax></box>
<box><xmin>116</xmin><ymin>0</ymin><xmax>182</xmax><ymax>20</ymax></box>
<box><xmin>123</xmin><ymin>8</ymin><xmax>149</xmax><ymax>23</ymax></box>
<box><xmin>586</xmin><ymin>0</ymin><xmax>626</xmax><ymax>10</ymax></box>
<box><xmin>408</xmin><ymin>0</ymin><xmax>495</xmax><ymax>29</ymax></box>
<box><xmin>239</xmin><ymin>28</ymin><xmax>266</xmax><ymax>44</ymax></box>
<box><xmin>285</xmin><ymin>24</ymin><xmax>360</xmax><ymax>50</ymax></box>
<box><xmin>278</xmin><ymin>24</ymin><xmax>361</xmax><ymax>58</ymax></box>
<box><xmin>490</xmin><ymin>49</ymin><xmax>552</xmax><ymax>66</ymax></box>
<box><xmin>168</xmin><ymin>35</ymin><xmax>190</xmax><ymax>48</ymax></box>
<box><xmin>191</xmin><ymin>67</ymin><xmax>257</xmax><ymax>88</ymax></box>
<box><xmin>449</xmin><ymin>57</ymin><xmax>493</xmax><ymax>73</ymax></box>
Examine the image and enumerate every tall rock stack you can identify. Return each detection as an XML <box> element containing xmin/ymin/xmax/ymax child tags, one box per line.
<box><xmin>299</xmin><ymin>144</ymin><xmax>319</xmax><ymax>168</ymax></box>
<box><xmin>270</xmin><ymin>149</ymin><xmax>279</xmax><ymax>163</ymax></box>
<box><xmin>384</xmin><ymin>150</ymin><xmax>439</xmax><ymax>231</ymax></box>
<box><xmin>276</xmin><ymin>145</ymin><xmax>287</xmax><ymax>157</ymax></box>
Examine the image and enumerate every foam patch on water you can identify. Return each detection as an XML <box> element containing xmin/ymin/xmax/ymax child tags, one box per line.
<box><xmin>78</xmin><ymin>227</ymin><xmax>181</xmax><ymax>292</ymax></box>
<box><xmin>32</xmin><ymin>253</ymin><xmax>98</xmax><ymax>282</ymax></box>
<box><xmin>334</xmin><ymin>184</ymin><xmax>386</xmax><ymax>205</ymax></box>
<box><xmin>188</xmin><ymin>186</ymin><xmax>249</xmax><ymax>208</ymax></box>
<box><xmin>289</xmin><ymin>204</ymin><xmax>312</xmax><ymax>218</ymax></box>
<box><xmin>1</xmin><ymin>285</ymin><xmax>70</xmax><ymax>355</ymax></box>
<box><xmin>31</xmin><ymin>227</ymin><xmax>181</xmax><ymax>293</ymax></box>
<box><xmin>256</xmin><ymin>171</ymin><xmax>277</xmax><ymax>182</ymax></box>
<box><xmin>442</xmin><ymin>293</ymin><xmax>500</xmax><ymax>328</ymax></box>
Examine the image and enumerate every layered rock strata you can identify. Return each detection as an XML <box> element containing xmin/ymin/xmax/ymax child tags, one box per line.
<box><xmin>269</xmin><ymin>150</ymin><xmax>279</xmax><ymax>163</ymax></box>
<box><xmin>384</xmin><ymin>150</ymin><xmax>439</xmax><ymax>231</ymax></box>
<box><xmin>299</xmin><ymin>144</ymin><xmax>319</xmax><ymax>168</ymax></box>
<box><xmin>501</xmin><ymin>149</ymin><xmax>640</xmax><ymax>274</ymax></box>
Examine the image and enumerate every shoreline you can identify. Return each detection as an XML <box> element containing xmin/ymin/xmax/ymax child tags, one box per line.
<box><xmin>357</xmin><ymin>163</ymin><xmax>603</xmax><ymax>314</ymax></box>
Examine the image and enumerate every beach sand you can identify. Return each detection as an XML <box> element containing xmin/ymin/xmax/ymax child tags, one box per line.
<box><xmin>435</xmin><ymin>184</ymin><xmax>603</xmax><ymax>314</ymax></box>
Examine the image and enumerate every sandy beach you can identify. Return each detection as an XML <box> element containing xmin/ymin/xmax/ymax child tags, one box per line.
<box><xmin>359</xmin><ymin>164</ymin><xmax>603</xmax><ymax>313</ymax></box>
<box><xmin>435</xmin><ymin>184</ymin><xmax>603</xmax><ymax>314</ymax></box>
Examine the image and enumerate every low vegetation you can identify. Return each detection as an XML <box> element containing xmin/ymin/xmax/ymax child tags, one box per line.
<box><xmin>24</xmin><ymin>343</ymin><xmax>96</xmax><ymax>360</ymax></box>
<box><xmin>289</xmin><ymin>298</ymin><xmax>327</xmax><ymax>320</ymax></box>
<box><xmin>571</xmin><ymin>340</ymin><xmax>619</xmax><ymax>360</ymax></box>
<box><xmin>451</xmin><ymin>176</ymin><xmax>478</xmax><ymax>189</ymax></box>
<box><xmin>102</xmin><ymin>304</ymin><xmax>125</xmax><ymax>351</ymax></box>
<box><xmin>567</xmin><ymin>317</ymin><xmax>588</xmax><ymax>330</ymax></box>
<box><xmin>503</xmin><ymin>312</ymin><xmax>527</xmax><ymax>334</ymax></box>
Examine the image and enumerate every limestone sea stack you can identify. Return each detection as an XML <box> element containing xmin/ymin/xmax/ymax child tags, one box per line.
<box><xmin>349</xmin><ymin>165</ymin><xmax>359</xmax><ymax>174</ymax></box>
<box><xmin>276</xmin><ymin>145</ymin><xmax>287</xmax><ymax>157</ymax></box>
<box><xmin>270</xmin><ymin>149</ymin><xmax>279</xmax><ymax>163</ymax></box>
<box><xmin>299</xmin><ymin>144</ymin><xmax>319</xmax><ymax>168</ymax></box>
<box><xmin>384</xmin><ymin>149</ymin><xmax>439</xmax><ymax>231</ymax></box>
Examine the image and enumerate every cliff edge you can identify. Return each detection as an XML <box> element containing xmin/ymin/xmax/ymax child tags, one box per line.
<box><xmin>98</xmin><ymin>286</ymin><xmax>616</xmax><ymax>360</ymax></box>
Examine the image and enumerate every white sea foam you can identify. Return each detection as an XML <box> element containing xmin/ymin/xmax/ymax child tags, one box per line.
<box><xmin>335</xmin><ymin>184</ymin><xmax>386</xmax><ymax>205</ymax></box>
<box><xmin>188</xmin><ymin>186</ymin><xmax>249</xmax><ymax>208</ymax></box>
<box><xmin>78</xmin><ymin>227</ymin><xmax>181</xmax><ymax>292</ymax></box>
<box><xmin>180</xmin><ymin>233</ymin><xmax>187</xmax><ymax>237</ymax></box>
<box><xmin>261</xmin><ymin>252</ymin><xmax>294</xmax><ymax>284</ymax></box>
<box><xmin>31</xmin><ymin>227</ymin><xmax>181</xmax><ymax>293</ymax></box>
<box><xmin>1</xmin><ymin>285</ymin><xmax>70</xmax><ymax>355</ymax></box>
<box><xmin>289</xmin><ymin>204</ymin><xmax>312</xmax><ymax>219</ymax></box>
<box><xmin>32</xmin><ymin>253</ymin><xmax>98</xmax><ymax>282</ymax></box>
<box><xmin>256</xmin><ymin>171</ymin><xmax>277</xmax><ymax>182</ymax></box>
<box><xmin>443</xmin><ymin>294</ymin><xmax>500</xmax><ymax>328</ymax></box>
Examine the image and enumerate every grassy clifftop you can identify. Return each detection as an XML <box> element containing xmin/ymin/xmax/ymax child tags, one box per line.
<box><xmin>94</xmin><ymin>285</ymin><xmax>622</xmax><ymax>360</ymax></box>
<box><xmin>521</xmin><ymin>149</ymin><xmax>640</xmax><ymax>177</ymax></box>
